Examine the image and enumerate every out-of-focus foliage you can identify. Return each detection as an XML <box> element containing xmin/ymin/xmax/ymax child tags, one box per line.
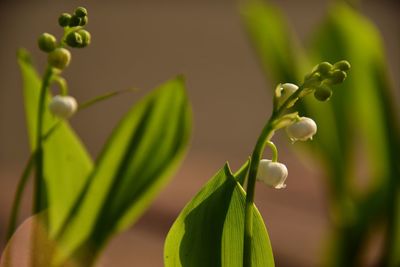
<box><xmin>17</xmin><ymin>49</ymin><xmax>192</xmax><ymax>266</ymax></box>
<box><xmin>242</xmin><ymin>0</ymin><xmax>400</xmax><ymax>266</ymax></box>
<box><xmin>18</xmin><ymin>49</ymin><xmax>93</xmax><ymax>238</ymax></box>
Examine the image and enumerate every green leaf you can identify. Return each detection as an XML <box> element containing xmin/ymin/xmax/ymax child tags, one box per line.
<box><xmin>54</xmin><ymin>76</ymin><xmax>192</xmax><ymax>265</ymax></box>
<box><xmin>164</xmin><ymin>163</ymin><xmax>274</xmax><ymax>267</ymax></box>
<box><xmin>17</xmin><ymin>49</ymin><xmax>93</xmax><ymax>237</ymax></box>
<box><xmin>241</xmin><ymin>0</ymin><xmax>304</xmax><ymax>83</ymax></box>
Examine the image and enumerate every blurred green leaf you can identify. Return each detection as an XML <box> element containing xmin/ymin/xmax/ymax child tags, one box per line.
<box><xmin>310</xmin><ymin>2</ymin><xmax>391</xmax><ymax>191</ymax></box>
<box><xmin>241</xmin><ymin>0</ymin><xmax>303</xmax><ymax>83</ymax></box>
<box><xmin>17</xmin><ymin>49</ymin><xmax>93</xmax><ymax>237</ymax></box>
<box><xmin>164</xmin><ymin>163</ymin><xmax>274</xmax><ymax>267</ymax></box>
<box><xmin>54</xmin><ymin>76</ymin><xmax>192</xmax><ymax>265</ymax></box>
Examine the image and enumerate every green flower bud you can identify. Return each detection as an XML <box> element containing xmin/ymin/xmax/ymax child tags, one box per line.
<box><xmin>38</xmin><ymin>33</ymin><xmax>57</xmax><ymax>52</ymax></box>
<box><xmin>316</xmin><ymin>62</ymin><xmax>332</xmax><ymax>76</ymax></box>
<box><xmin>77</xmin><ymin>29</ymin><xmax>91</xmax><ymax>47</ymax></box>
<box><xmin>314</xmin><ymin>85</ymin><xmax>333</xmax><ymax>101</ymax></box>
<box><xmin>74</xmin><ymin>7</ymin><xmax>88</xmax><ymax>18</ymax></box>
<box><xmin>48</xmin><ymin>48</ymin><xmax>71</xmax><ymax>70</ymax></box>
<box><xmin>69</xmin><ymin>15</ymin><xmax>82</xmax><ymax>27</ymax></box>
<box><xmin>58</xmin><ymin>13</ymin><xmax>71</xmax><ymax>27</ymax></box>
<box><xmin>66</xmin><ymin>31</ymin><xmax>83</xmax><ymax>48</ymax></box>
<box><xmin>79</xmin><ymin>16</ymin><xmax>88</xmax><ymax>26</ymax></box>
<box><xmin>333</xmin><ymin>60</ymin><xmax>351</xmax><ymax>71</ymax></box>
<box><xmin>326</xmin><ymin>70</ymin><xmax>347</xmax><ymax>85</ymax></box>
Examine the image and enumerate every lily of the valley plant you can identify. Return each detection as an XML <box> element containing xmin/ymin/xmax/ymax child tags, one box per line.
<box><xmin>164</xmin><ymin>60</ymin><xmax>350</xmax><ymax>267</ymax></box>
<box><xmin>2</xmin><ymin>6</ymin><xmax>191</xmax><ymax>267</ymax></box>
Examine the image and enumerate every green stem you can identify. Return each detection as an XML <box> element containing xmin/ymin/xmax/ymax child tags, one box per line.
<box><xmin>5</xmin><ymin>152</ymin><xmax>37</xmax><ymax>241</ymax></box>
<box><xmin>33</xmin><ymin>66</ymin><xmax>53</xmax><ymax>214</ymax></box>
<box><xmin>266</xmin><ymin>141</ymin><xmax>278</xmax><ymax>162</ymax></box>
<box><xmin>243</xmin><ymin>119</ymin><xmax>276</xmax><ymax>267</ymax></box>
<box><xmin>5</xmin><ymin>121</ymin><xmax>61</xmax><ymax>243</ymax></box>
<box><xmin>243</xmin><ymin>83</ymin><xmax>306</xmax><ymax>267</ymax></box>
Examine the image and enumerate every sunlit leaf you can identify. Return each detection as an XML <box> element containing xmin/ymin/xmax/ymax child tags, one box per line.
<box><xmin>17</xmin><ymin>49</ymin><xmax>93</xmax><ymax>237</ymax></box>
<box><xmin>54</xmin><ymin>76</ymin><xmax>192</xmax><ymax>265</ymax></box>
<box><xmin>164</xmin><ymin>163</ymin><xmax>274</xmax><ymax>267</ymax></box>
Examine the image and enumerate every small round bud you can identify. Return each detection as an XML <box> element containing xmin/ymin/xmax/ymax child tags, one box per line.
<box><xmin>49</xmin><ymin>95</ymin><xmax>78</xmax><ymax>119</ymax></box>
<box><xmin>326</xmin><ymin>70</ymin><xmax>347</xmax><ymax>85</ymax></box>
<box><xmin>286</xmin><ymin>116</ymin><xmax>317</xmax><ymax>142</ymax></box>
<box><xmin>38</xmin><ymin>33</ymin><xmax>57</xmax><ymax>52</ymax></box>
<box><xmin>333</xmin><ymin>60</ymin><xmax>351</xmax><ymax>71</ymax></box>
<box><xmin>79</xmin><ymin>16</ymin><xmax>88</xmax><ymax>26</ymax></box>
<box><xmin>74</xmin><ymin>7</ymin><xmax>88</xmax><ymax>18</ymax></box>
<box><xmin>58</xmin><ymin>13</ymin><xmax>71</xmax><ymax>27</ymax></box>
<box><xmin>316</xmin><ymin>62</ymin><xmax>333</xmax><ymax>76</ymax></box>
<box><xmin>256</xmin><ymin>159</ymin><xmax>288</xmax><ymax>189</ymax></box>
<box><xmin>69</xmin><ymin>15</ymin><xmax>82</xmax><ymax>27</ymax></box>
<box><xmin>77</xmin><ymin>29</ymin><xmax>91</xmax><ymax>47</ymax></box>
<box><xmin>48</xmin><ymin>48</ymin><xmax>71</xmax><ymax>70</ymax></box>
<box><xmin>66</xmin><ymin>31</ymin><xmax>83</xmax><ymax>48</ymax></box>
<box><xmin>314</xmin><ymin>85</ymin><xmax>332</xmax><ymax>101</ymax></box>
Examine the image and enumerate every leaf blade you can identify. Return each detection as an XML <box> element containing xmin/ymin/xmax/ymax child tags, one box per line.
<box><xmin>54</xmin><ymin>76</ymin><xmax>192</xmax><ymax>264</ymax></box>
<box><xmin>164</xmin><ymin>163</ymin><xmax>274</xmax><ymax>267</ymax></box>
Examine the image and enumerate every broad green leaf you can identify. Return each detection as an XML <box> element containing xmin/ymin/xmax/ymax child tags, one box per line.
<box><xmin>54</xmin><ymin>76</ymin><xmax>191</xmax><ymax>265</ymax></box>
<box><xmin>17</xmin><ymin>49</ymin><xmax>93</xmax><ymax>237</ymax></box>
<box><xmin>164</xmin><ymin>163</ymin><xmax>274</xmax><ymax>267</ymax></box>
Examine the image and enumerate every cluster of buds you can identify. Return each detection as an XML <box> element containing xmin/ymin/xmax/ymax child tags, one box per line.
<box><xmin>305</xmin><ymin>60</ymin><xmax>351</xmax><ymax>101</ymax></box>
<box><xmin>37</xmin><ymin>7</ymin><xmax>91</xmax><ymax>70</ymax></box>
<box><xmin>256</xmin><ymin>61</ymin><xmax>350</xmax><ymax>189</ymax></box>
<box><xmin>37</xmin><ymin>7</ymin><xmax>91</xmax><ymax>119</ymax></box>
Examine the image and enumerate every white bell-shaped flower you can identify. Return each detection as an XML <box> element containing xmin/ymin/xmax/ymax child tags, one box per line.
<box><xmin>256</xmin><ymin>159</ymin><xmax>288</xmax><ymax>189</ymax></box>
<box><xmin>49</xmin><ymin>95</ymin><xmax>77</xmax><ymax>119</ymax></box>
<box><xmin>286</xmin><ymin>116</ymin><xmax>317</xmax><ymax>142</ymax></box>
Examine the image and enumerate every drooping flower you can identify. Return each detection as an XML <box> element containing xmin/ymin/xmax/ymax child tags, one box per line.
<box><xmin>256</xmin><ymin>159</ymin><xmax>288</xmax><ymax>189</ymax></box>
<box><xmin>286</xmin><ymin>116</ymin><xmax>317</xmax><ymax>142</ymax></box>
<box><xmin>49</xmin><ymin>95</ymin><xmax>77</xmax><ymax>119</ymax></box>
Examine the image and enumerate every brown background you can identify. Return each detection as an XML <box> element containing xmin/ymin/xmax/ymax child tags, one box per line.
<box><xmin>0</xmin><ymin>0</ymin><xmax>399</xmax><ymax>266</ymax></box>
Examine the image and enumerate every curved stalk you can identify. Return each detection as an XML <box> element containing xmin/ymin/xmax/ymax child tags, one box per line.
<box><xmin>243</xmin><ymin>83</ymin><xmax>306</xmax><ymax>267</ymax></box>
<box><xmin>5</xmin><ymin>152</ymin><xmax>37</xmax><ymax>241</ymax></box>
<box><xmin>34</xmin><ymin>66</ymin><xmax>53</xmax><ymax>213</ymax></box>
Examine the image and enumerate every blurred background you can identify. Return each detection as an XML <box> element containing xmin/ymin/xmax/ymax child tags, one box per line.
<box><xmin>0</xmin><ymin>0</ymin><xmax>399</xmax><ymax>266</ymax></box>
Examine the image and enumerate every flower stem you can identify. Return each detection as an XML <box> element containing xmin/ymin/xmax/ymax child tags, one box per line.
<box><xmin>243</xmin><ymin>118</ymin><xmax>275</xmax><ymax>267</ymax></box>
<box><xmin>33</xmin><ymin>66</ymin><xmax>53</xmax><ymax>214</ymax></box>
<box><xmin>6</xmin><ymin>151</ymin><xmax>36</xmax><ymax>241</ymax></box>
<box><xmin>243</xmin><ymin>82</ymin><xmax>307</xmax><ymax>266</ymax></box>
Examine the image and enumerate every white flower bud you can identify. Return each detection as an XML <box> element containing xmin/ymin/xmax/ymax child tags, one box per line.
<box><xmin>286</xmin><ymin>116</ymin><xmax>317</xmax><ymax>142</ymax></box>
<box><xmin>256</xmin><ymin>159</ymin><xmax>288</xmax><ymax>189</ymax></box>
<box><xmin>49</xmin><ymin>95</ymin><xmax>77</xmax><ymax>119</ymax></box>
<box><xmin>279</xmin><ymin>83</ymin><xmax>298</xmax><ymax>103</ymax></box>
